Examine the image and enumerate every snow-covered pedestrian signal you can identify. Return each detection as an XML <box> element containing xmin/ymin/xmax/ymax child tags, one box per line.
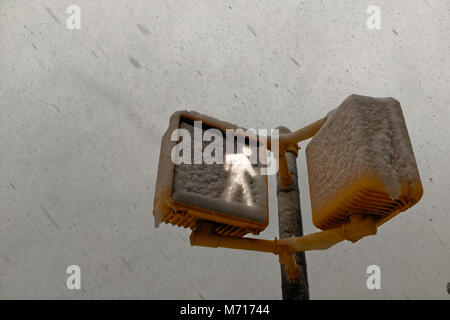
<box><xmin>153</xmin><ymin>111</ymin><xmax>269</xmax><ymax>237</ymax></box>
<box><xmin>152</xmin><ymin>95</ymin><xmax>425</xmax><ymax>286</ymax></box>
<box><xmin>305</xmin><ymin>95</ymin><xmax>423</xmax><ymax>230</ymax></box>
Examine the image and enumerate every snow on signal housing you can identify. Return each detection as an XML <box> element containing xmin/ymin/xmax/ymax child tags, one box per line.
<box><xmin>153</xmin><ymin>110</ymin><xmax>270</xmax><ymax>237</ymax></box>
<box><xmin>305</xmin><ymin>94</ymin><xmax>423</xmax><ymax>231</ymax></box>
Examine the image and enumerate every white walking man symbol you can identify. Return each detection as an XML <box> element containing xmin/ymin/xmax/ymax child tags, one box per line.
<box><xmin>222</xmin><ymin>146</ymin><xmax>256</xmax><ymax>206</ymax></box>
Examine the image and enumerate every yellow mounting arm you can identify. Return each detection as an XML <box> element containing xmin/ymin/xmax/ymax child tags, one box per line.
<box><xmin>267</xmin><ymin>117</ymin><xmax>327</xmax><ymax>187</ymax></box>
<box><xmin>191</xmin><ymin>214</ymin><xmax>377</xmax><ymax>281</ymax></box>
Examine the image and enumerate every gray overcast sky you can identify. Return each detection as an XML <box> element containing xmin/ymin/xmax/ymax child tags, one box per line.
<box><xmin>0</xmin><ymin>0</ymin><xmax>449</xmax><ymax>299</ymax></box>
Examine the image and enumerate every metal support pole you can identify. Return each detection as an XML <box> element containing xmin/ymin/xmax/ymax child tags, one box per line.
<box><xmin>276</xmin><ymin>126</ymin><xmax>310</xmax><ymax>300</ymax></box>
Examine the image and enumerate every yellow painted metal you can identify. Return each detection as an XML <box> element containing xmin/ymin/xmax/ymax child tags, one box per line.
<box><xmin>190</xmin><ymin>213</ymin><xmax>377</xmax><ymax>281</ymax></box>
<box><xmin>278</xmin><ymin>117</ymin><xmax>328</xmax><ymax>147</ymax></box>
<box><xmin>268</xmin><ymin>117</ymin><xmax>327</xmax><ymax>189</ymax></box>
<box><xmin>265</xmin><ymin>117</ymin><xmax>327</xmax><ymax>151</ymax></box>
<box><xmin>153</xmin><ymin>110</ymin><xmax>270</xmax><ymax>236</ymax></box>
<box><xmin>308</xmin><ymin>175</ymin><xmax>423</xmax><ymax>230</ymax></box>
<box><xmin>272</xmin><ymin>113</ymin><xmax>422</xmax><ymax>228</ymax></box>
<box><xmin>278</xmin><ymin>148</ymin><xmax>293</xmax><ymax>187</ymax></box>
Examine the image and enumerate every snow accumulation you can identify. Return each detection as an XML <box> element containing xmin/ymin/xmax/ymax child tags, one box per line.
<box><xmin>306</xmin><ymin>94</ymin><xmax>422</xmax><ymax>215</ymax></box>
<box><xmin>172</xmin><ymin>119</ymin><xmax>268</xmax><ymax>222</ymax></box>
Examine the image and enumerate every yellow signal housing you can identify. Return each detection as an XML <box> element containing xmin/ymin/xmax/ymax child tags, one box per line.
<box><xmin>305</xmin><ymin>95</ymin><xmax>423</xmax><ymax>230</ymax></box>
<box><xmin>153</xmin><ymin>111</ymin><xmax>270</xmax><ymax>237</ymax></box>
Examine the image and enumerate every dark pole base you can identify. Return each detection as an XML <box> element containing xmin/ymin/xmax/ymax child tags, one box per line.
<box><xmin>276</xmin><ymin>126</ymin><xmax>310</xmax><ymax>300</ymax></box>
